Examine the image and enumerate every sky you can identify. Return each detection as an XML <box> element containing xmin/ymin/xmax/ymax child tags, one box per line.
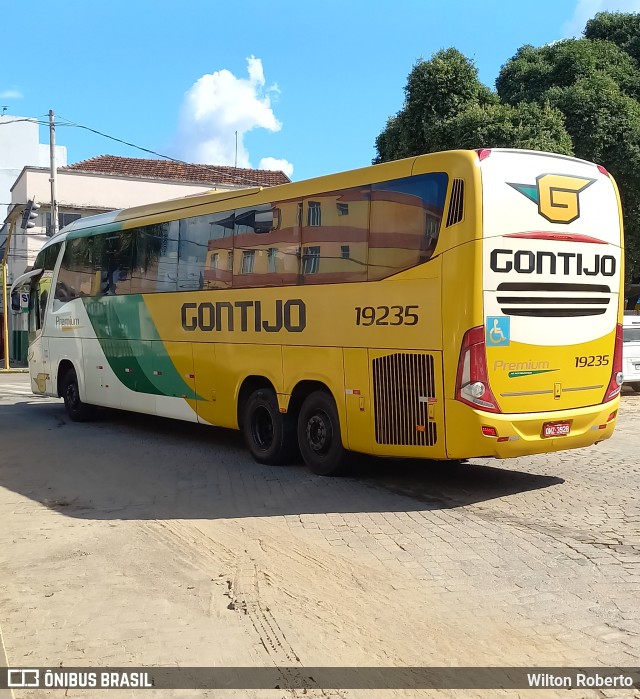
<box><xmin>2</xmin><ymin>0</ymin><xmax>640</xmax><ymax>184</ymax></box>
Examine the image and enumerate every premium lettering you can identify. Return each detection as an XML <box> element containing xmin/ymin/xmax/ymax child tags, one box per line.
<box><xmin>490</xmin><ymin>248</ymin><xmax>616</xmax><ymax>276</ymax></box>
<box><xmin>181</xmin><ymin>299</ymin><xmax>306</xmax><ymax>333</ymax></box>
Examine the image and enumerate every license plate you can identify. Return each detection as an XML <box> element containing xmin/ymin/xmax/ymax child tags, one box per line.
<box><xmin>543</xmin><ymin>421</ymin><xmax>571</xmax><ymax>437</ymax></box>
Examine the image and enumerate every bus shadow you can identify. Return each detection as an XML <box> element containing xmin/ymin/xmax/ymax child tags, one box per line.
<box><xmin>0</xmin><ymin>400</ymin><xmax>563</xmax><ymax>521</ymax></box>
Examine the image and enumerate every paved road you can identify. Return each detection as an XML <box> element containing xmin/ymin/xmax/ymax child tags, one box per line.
<box><xmin>0</xmin><ymin>374</ymin><xmax>639</xmax><ymax>698</ymax></box>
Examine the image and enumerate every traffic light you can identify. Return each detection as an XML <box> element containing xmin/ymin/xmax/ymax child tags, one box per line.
<box><xmin>20</xmin><ymin>200</ymin><xmax>40</xmax><ymax>229</ymax></box>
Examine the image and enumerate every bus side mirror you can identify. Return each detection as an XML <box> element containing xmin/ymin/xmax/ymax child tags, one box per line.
<box><xmin>10</xmin><ymin>290</ymin><xmax>21</xmax><ymax>312</ymax></box>
<box><xmin>11</xmin><ymin>289</ymin><xmax>29</xmax><ymax>313</ymax></box>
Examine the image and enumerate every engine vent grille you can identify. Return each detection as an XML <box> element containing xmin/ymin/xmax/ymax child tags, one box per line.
<box><xmin>446</xmin><ymin>179</ymin><xmax>464</xmax><ymax>227</ymax></box>
<box><xmin>496</xmin><ymin>282</ymin><xmax>611</xmax><ymax>317</ymax></box>
<box><xmin>372</xmin><ymin>353</ymin><xmax>437</xmax><ymax>446</ymax></box>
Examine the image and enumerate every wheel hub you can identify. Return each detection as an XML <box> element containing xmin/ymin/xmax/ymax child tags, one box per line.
<box><xmin>307</xmin><ymin>413</ymin><xmax>329</xmax><ymax>453</ymax></box>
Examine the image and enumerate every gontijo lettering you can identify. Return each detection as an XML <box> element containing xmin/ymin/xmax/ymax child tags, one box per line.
<box><xmin>181</xmin><ymin>299</ymin><xmax>306</xmax><ymax>333</ymax></box>
<box><xmin>490</xmin><ymin>249</ymin><xmax>616</xmax><ymax>276</ymax></box>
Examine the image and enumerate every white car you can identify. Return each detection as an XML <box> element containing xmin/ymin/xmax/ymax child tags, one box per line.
<box><xmin>623</xmin><ymin>314</ymin><xmax>640</xmax><ymax>392</ymax></box>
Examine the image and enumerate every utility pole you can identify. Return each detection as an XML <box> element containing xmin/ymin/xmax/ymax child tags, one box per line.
<box><xmin>1</xmin><ymin>220</ymin><xmax>16</xmax><ymax>371</ymax></box>
<box><xmin>49</xmin><ymin>109</ymin><xmax>58</xmax><ymax>236</ymax></box>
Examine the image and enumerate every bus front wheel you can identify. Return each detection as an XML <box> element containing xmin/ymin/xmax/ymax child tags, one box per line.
<box><xmin>297</xmin><ymin>390</ymin><xmax>348</xmax><ymax>476</ymax></box>
<box><xmin>61</xmin><ymin>367</ymin><xmax>96</xmax><ymax>422</ymax></box>
<box><xmin>242</xmin><ymin>388</ymin><xmax>296</xmax><ymax>465</ymax></box>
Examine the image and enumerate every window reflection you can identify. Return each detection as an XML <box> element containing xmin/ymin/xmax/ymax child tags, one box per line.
<box><xmin>130</xmin><ymin>222</ymin><xmax>179</xmax><ymax>294</ymax></box>
<box><xmin>368</xmin><ymin>173</ymin><xmax>448</xmax><ymax>281</ymax></box>
<box><xmin>232</xmin><ymin>200</ymin><xmax>300</xmax><ymax>288</ymax></box>
<box><xmin>300</xmin><ymin>188</ymin><xmax>369</xmax><ymax>284</ymax></box>
<box><xmin>53</xmin><ymin>171</ymin><xmax>451</xmax><ymax>299</ymax></box>
<box><xmin>203</xmin><ymin>210</ymin><xmax>235</xmax><ymax>289</ymax></box>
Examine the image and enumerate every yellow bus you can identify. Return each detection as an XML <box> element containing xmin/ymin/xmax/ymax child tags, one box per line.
<box><xmin>13</xmin><ymin>148</ymin><xmax>624</xmax><ymax>475</ymax></box>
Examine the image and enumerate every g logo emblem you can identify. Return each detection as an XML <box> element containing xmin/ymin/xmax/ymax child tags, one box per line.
<box><xmin>509</xmin><ymin>174</ymin><xmax>596</xmax><ymax>224</ymax></box>
<box><xmin>536</xmin><ymin>174</ymin><xmax>595</xmax><ymax>223</ymax></box>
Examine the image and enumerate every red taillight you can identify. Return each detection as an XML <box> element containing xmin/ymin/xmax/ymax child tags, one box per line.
<box><xmin>455</xmin><ymin>326</ymin><xmax>501</xmax><ymax>413</ymax></box>
<box><xmin>476</xmin><ymin>148</ymin><xmax>492</xmax><ymax>161</ymax></box>
<box><xmin>603</xmin><ymin>324</ymin><xmax>623</xmax><ymax>403</ymax></box>
<box><xmin>597</xmin><ymin>164</ymin><xmax>610</xmax><ymax>177</ymax></box>
<box><xmin>481</xmin><ymin>425</ymin><xmax>498</xmax><ymax>437</ymax></box>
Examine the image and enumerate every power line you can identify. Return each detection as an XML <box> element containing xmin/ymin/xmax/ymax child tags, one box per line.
<box><xmin>2</xmin><ymin>113</ymin><xmax>281</xmax><ymax>187</ymax></box>
<box><xmin>3</xmin><ymin>113</ymin><xmax>284</xmax><ymax>189</ymax></box>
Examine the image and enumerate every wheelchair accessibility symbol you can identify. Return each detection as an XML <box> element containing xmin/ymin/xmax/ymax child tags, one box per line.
<box><xmin>486</xmin><ymin>316</ymin><xmax>510</xmax><ymax>347</ymax></box>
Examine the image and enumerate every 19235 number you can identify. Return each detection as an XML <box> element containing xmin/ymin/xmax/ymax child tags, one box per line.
<box><xmin>355</xmin><ymin>305</ymin><xmax>419</xmax><ymax>326</ymax></box>
<box><xmin>574</xmin><ymin>355</ymin><xmax>610</xmax><ymax>367</ymax></box>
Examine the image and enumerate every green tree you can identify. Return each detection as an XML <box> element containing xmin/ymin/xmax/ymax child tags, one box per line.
<box><xmin>496</xmin><ymin>39</ymin><xmax>640</xmax><ymax>105</ymax></box>
<box><xmin>427</xmin><ymin>102</ymin><xmax>573</xmax><ymax>155</ymax></box>
<box><xmin>374</xmin><ymin>49</ymin><xmax>497</xmax><ymax>163</ymax></box>
<box><xmin>374</xmin><ymin>48</ymin><xmax>571</xmax><ymax>163</ymax></box>
<box><xmin>584</xmin><ymin>11</ymin><xmax>640</xmax><ymax>63</ymax></box>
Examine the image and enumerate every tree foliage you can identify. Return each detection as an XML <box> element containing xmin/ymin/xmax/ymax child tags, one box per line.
<box><xmin>373</xmin><ymin>11</ymin><xmax>640</xmax><ymax>286</ymax></box>
<box><xmin>374</xmin><ymin>48</ymin><xmax>573</xmax><ymax>162</ymax></box>
<box><xmin>585</xmin><ymin>11</ymin><xmax>640</xmax><ymax>63</ymax></box>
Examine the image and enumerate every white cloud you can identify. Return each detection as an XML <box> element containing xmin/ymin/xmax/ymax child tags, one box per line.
<box><xmin>564</xmin><ymin>0</ymin><xmax>640</xmax><ymax>37</ymax></box>
<box><xmin>0</xmin><ymin>89</ymin><xmax>23</xmax><ymax>99</ymax></box>
<box><xmin>259</xmin><ymin>157</ymin><xmax>294</xmax><ymax>178</ymax></box>
<box><xmin>173</xmin><ymin>56</ymin><xmax>293</xmax><ymax>175</ymax></box>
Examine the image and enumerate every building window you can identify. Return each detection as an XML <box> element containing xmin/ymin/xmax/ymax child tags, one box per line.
<box><xmin>341</xmin><ymin>245</ymin><xmax>350</xmax><ymax>259</ymax></box>
<box><xmin>227</xmin><ymin>251</ymin><xmax>233</xmax><ymax>271</ymax></box>
<box><xmin>45</xmin><ymin>212</ymin><xmax>81</xmax><ymax>237</ymax></box>
<box><xmin>241</xmin><ymin>250</ymin><xmax>255</xmax><ymax>274</ymax></box>
<box><xmin>302</xmin><ymin>246</ymin><xmax>320</xmax><ymax>274</ymax></box>
<box><xmin>268</xmin><ymin>248</ymin><xmax>277</xmax><ymax>273</ymax></box>
<box><xmin>210</xmin><ymin>253</ymin><xmax>219</xmax><ymax>270</ymax></box>
<box><xmin>307</xmin><ymin>201</ymin><xmax>321</xmax><ymax>227</ymax></box>
<box><xmin>337</xmin><ymin>203</ymin><xmax>349</xmax><ymax>216</ymax></box>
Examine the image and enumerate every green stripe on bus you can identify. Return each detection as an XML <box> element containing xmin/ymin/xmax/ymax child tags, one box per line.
<box><xmin>82</xmin><ymin>295</ymin><xmax>201</xmax><ymax>400</ymax></box>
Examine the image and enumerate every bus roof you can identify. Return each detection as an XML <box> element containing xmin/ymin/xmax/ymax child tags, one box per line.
<box><xmin>44</xmin><ymin>148</ymin><xmax>603</xmax><ymax>248</ymax></box>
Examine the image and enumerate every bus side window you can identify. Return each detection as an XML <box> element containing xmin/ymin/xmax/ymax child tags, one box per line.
<box><xmin>130</xmin><ymin>222</ymin><xmax>179</xmax><ymax>294</ymax></box>
<box><xmin>101</xmin><ymin>231</ymin><xmax>132</xmax><ymax>296</ymax></box>
<box><xmin>178</xmin><ymin>215</ymin><xmax>213</xmax><ymax>291</ymax></box>
<box><xmin>28</xmin><ymin>285</ymin><xmax>40</xmax><ymax>332</ymax></box>
<box><xmin>368</xmin><ymin>173</ymin><xmax>448</xmax><ymax>281</ymax></box>
<box><xmin>232</xmin><ymin>201</ymin><xmax>300</xmax><ymax>289</ymax></box>
<box><xmin>300</xmin><ymin>187</ymin><xmax>369</xmax><ymax>285</ymax></box>
<box><xmin>33</xmin><ymin>242</ymin><xmax>62</xmax><ymax>274</ymax></box>
<box><xmin>55</xmin><ymin>238</ymin><xmax>95</xmax><ymax>302</ymax></box>
<box><xmin>202</xmin><ymin>210</ymin><xmax>235</xmax><ymax>290</ymax></box>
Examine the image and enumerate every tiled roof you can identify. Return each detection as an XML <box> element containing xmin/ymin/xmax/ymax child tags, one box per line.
<box><xmin>62</xmin><ymin>155</ymin><xmax>290</xmax><ymax>187</ymax></box>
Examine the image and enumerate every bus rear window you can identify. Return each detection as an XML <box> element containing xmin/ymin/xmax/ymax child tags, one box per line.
<box><xmin>368</xmin><ymin>173</ymin><xmax>448</xmax><ymax>281</ymax></box>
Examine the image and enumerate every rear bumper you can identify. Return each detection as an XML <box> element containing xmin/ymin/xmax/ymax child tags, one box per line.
<box><xmin>445</xmin><ymin>397</ymin><xmax>619</xmax><ymax>459</ymax></box>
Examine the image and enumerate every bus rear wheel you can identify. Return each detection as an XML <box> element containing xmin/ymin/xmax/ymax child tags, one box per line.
<box><xmin>297</xmin><ymin>390</ymin><xmax>348</xmax><ymax>476</ymax></box>
<box><xmin>242</xmin><ymin>388</ymin><xmax>296</xmax><ymax>465</ymax></box>
<box><xmin>61</xmin><ymin>367</ymin><xmax>96</xmax><ymax>422</ymax></box>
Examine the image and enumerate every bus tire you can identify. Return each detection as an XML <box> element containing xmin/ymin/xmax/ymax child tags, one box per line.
<box><xmin>61</xmin><ymin>367</ymin><xmax>96</xmax><ymax>422</ymax></box>
<box><xmin>297</xmin><ymin>390</ymin><xmax>348</xmax><ymax>476</ymax></box>
<box><xmin>242</xmin><ymin>388</ymin><xmax>296</xmax><ymax>465</ymax></box>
